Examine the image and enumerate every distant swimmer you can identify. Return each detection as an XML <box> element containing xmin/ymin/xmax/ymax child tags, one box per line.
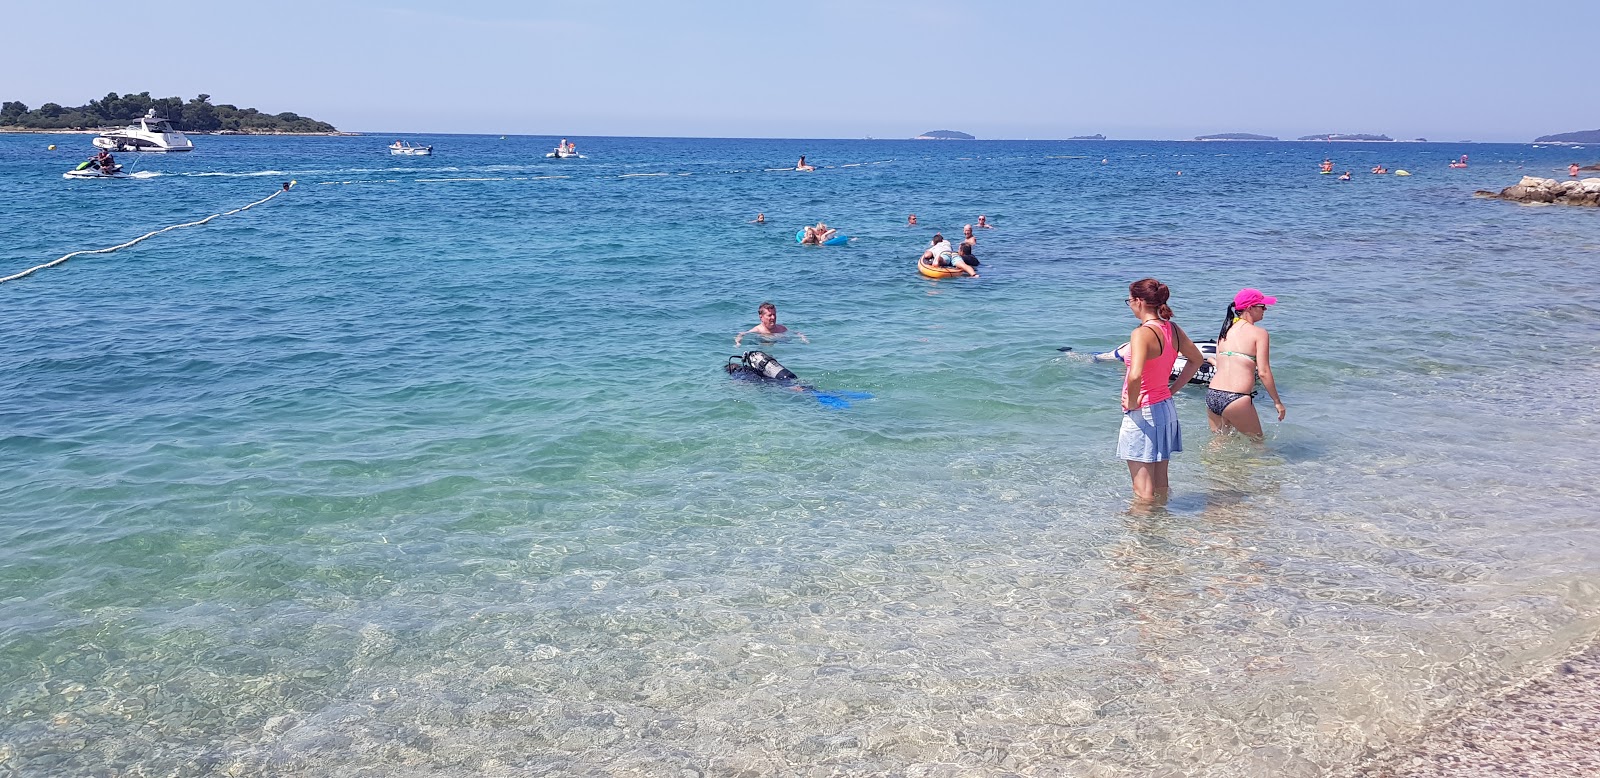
<box><xmin>736</xmin><ymin>301</ymin><xmax>808</xmax><ymax>346</ymax></box>
<box><xmin>1572</xmin><ymin>163</ymin><xmax>1582</xmax><ymax>178</ymax></box>
<box><xmin>908</xmin><ymin>214</ymin><xmax>918</xmax><ymax>226</ymax></box>
<box><xmin>1102</xmin><ymin>158</ymin><xmax>1109</xmax><ymax>164</ymax></box>
<box><xmin>1338</xmin><ymin>171</ymin><xmax>1351</xmax><ymax>181</ymax></box>
<box><xmin>796</xmin><ymin>155</ymin><xmax>815</xmax><ymax>172</ymax></box>
<box><xmin>1371</xmin><ymin>165</ymin><xmax>1388</xmax><ymax>174</ymax></box>
<box><xmin>752</xmin><ymin>212</ymin><xmax>766</xmax><ymax>224</ymax></box>
<box><xmin>920</xmin><ymin>232</ymin><xmax>978</xmax><ymax>277</ymax></box>
<box><xmin>813</xmin><ymin>221</ymin><xmax>837</xmax><ymax>242</ymax></box>
<box><xmin>976</xmin><ymin>214</ymin><xmax>994</xmax><ymax>229</ymax></box>
<box><xmin>1320</xmin><ymin>159</ymin><xmax>1334</xmax><ymax>174</ymax></box>
<box><xmin>800</xmin><ymin>226</ymin><xmax>821</xmax><ymax>245</ymax></box>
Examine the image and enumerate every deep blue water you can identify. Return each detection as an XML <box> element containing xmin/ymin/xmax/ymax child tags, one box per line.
<box><xmin>2</xmin><ymin>133</ymin><xmax>1599</xmax><ymax>776</ymax></box>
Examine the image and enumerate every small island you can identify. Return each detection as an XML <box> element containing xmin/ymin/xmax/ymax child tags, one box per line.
<box><xmin>1298</xmin><ymin>133</ymin><xmax>1393</xmax><ymax>141</ymax></box>
<box><xmin>1195</xmin><ymin>133</ymin><xmax>1278</xmax><ymax>141</ymax></box>
<box><xmin>0</xmin><ymin>92</ymin><xmax>339</xmax><ymax>134</ymax></box>
<box><xmin>1069</xmin><ymin>134</ymin><xmax>1106</xmax><ymax>140</ymax></box>
<box><xmin>1534</xmin><ymin>129</ymin><xmax>1600</xmax><ymax>144</ymax></box>
<box><xmin>913</xmin><ymin>130</ymin><xmax>975</xmax><ymax>140</ymax></box>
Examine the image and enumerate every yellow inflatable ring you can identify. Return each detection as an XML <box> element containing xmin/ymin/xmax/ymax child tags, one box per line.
<box><xmin>918</xmin><ymin>256</ymin><xmax>965</xmax><ymax>279</ymax></box>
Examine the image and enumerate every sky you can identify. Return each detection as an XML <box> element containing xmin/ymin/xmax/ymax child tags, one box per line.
<box><xmin>5</xmin><ymin>0</ymin><xmax>1596</xmax><ymax>141</ymax></box>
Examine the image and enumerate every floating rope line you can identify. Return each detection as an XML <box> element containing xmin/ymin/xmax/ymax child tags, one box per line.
<box><xmin>0</xmin><ymin>181</ymin><xmax>297</xmax><ymax>286</ymax></box>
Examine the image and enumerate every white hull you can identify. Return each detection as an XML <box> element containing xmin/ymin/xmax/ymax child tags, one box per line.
<box><xmin>390</xmin><ymin>144</ymin><xmax>433</xmax><ymax>156</ymax></box>
<box><xmin>64</xmin><ymin>169</ymin><xmax>128</xmax><ymax>179</ymax></box>
<box><xmin>93</xmin><ymin>137</ymin><xmax>192</xmax><ymax>152</ymax></box>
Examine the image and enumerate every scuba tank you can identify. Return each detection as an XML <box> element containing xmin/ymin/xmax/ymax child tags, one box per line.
<box><xmin>737</xmin><ymin>350</ymin><xmax>796</xmax><ymax>381</ymax></box>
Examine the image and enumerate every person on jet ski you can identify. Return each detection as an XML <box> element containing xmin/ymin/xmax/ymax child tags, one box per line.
<box><xmin>93</xmin><ymin>150</ymin><xmax>117</xmax><ymax>173</ymax></box>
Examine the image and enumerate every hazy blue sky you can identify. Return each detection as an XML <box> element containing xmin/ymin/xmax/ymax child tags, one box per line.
<box><xmin>7</xmin><ymin>0</ymin><xmax>1596</xmax><ymax>140</ymax></box>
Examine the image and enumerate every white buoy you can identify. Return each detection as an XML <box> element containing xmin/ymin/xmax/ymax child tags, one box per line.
<box><xmin>48</xmin><ymin>144</ymin><xmax>56</xmax><ymax>151</ymax></box>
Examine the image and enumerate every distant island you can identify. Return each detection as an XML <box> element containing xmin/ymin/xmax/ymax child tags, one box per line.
<box><xmin>913</xmin><ymin>130</ymin><xmax>975</xmax><ymax>140</ymax></box>
<box><xmin>1298</xmin><ymin>133</ymin><xmax>1393</xmax><ymax>141</ymax></box>
<box><xmin>1534</xmin><ymin>129</ymin><xmax>1600</xmax><ymax>144</ymax></box>
<box><xmin>1195</xmin><ymin>133</ymin><xmax>1278</xmax><ymax>141</ymax></box>
<box><xmin>1069</xmin><ymin>134</ymin><xmax>1106</xmax><ymax>140</ymax></box>
<box><xmin>0</xmin><ymin>92</ymin><xmax>338</xmax><ymax>134</ymax></box>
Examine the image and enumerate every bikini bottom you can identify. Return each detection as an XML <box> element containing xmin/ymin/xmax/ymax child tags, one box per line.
<box><xmin>1206</xmin><ymin>388</ymin><xmax>1257</xmax><ymax>416</ymax></box>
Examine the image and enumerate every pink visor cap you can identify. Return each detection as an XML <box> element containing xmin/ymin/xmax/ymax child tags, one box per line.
<box><xmin>1233</xmin><ymin>288</ymin><xmax>1277</xmax><ymax>309</ymax></box>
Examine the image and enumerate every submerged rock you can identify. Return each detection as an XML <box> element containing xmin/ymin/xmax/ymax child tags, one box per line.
<box><xmin>1479</xmin><ymin>176</ymin><xmax>1600</xmax><ymax>207</ymax></box>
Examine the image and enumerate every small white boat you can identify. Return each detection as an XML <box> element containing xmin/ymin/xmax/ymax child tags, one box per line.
<box><xmin>389</xmin><ymin>140</ymin><xmax>433</xmax><ymax>156</ymax></box>
<box><xmin>93</xmin><ymin>110</ymin><xmax>194</xmax><ymax>152</ymax></box>
<box><xmin>545</xmin><ymin>148</ymin><xmax>582</xmax><ymax>159</ymax></box>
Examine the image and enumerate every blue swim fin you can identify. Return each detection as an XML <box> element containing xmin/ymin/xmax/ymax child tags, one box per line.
<box><xmin>810</xmin><ymin>391</ymin><xmax>851</xmax><ymax>409</ymax></box>
<box><xmin>830</xmin><ymin>390</ymin><xmax>874</xmax><ymax>400</ymax></box>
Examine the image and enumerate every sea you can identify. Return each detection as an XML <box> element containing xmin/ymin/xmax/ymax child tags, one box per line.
<box><xmin>2</xmin><ymin>133</ymin><xmax>1598</xmax><ymax>777</ymax></box>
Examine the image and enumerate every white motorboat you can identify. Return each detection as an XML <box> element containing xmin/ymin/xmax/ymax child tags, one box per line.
<box><xmin>545</xmin><ymin>148</ymin><xmax>583</xmax><ymax>159</ymax></box>
<box><xmin>389</xmin><ymin>140</ymin><xmax>433</xmax><ymax>156</ymax></box>
<box><xmin>93</xmin><ymin>110</ymin><xmax>194</xmax><ymax>152</ymax></box>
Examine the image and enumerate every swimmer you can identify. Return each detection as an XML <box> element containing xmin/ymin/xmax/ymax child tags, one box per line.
<box><xmin>1371</xmin><ymin>165</ymin><xmax>1388</xmax><ymax>174</ymax></box>
<box><xmin>800</xmin><ymin>226</ymin><xmax>821</xmax><ymax>245</ymax></box>
<box><xmin>1206</xmin><ymin>288</ymin><xmax>1285</xmax><ymax>442</ymax></box>
<box><xmin>976</xmin><ymin>215</ymin><xmax>993</xmax><ymax>229</ymax></box>
<box><xmin>1572</xmin><ymin>163</ymin><xmax>1582</xmax><ymax>178</ymax></box>
<box><xmin>813</xmin><ymin>221</ymin><xmax>837</xmax><ymax>242</ymax></box>
<box><xmin>796</xmin><ymin>155</ymin><xmax>815</xmax><ymax>172</ymax></box>
<box><xmin>920</xmin><ymin>232</ymin><xmax>978</xmax><ymax>277</ymax></box>
<box><xmin>959</xmin><ymin>224</ymin><xmax>981</xmax><ymax>267</ymax></box>
<box><xmin>1338</xmin><ymin>171</ymin><xmax>1351</xmax><ymax>180</ymax></box>
<box><xmin>1320</xmin><ymin>159</ymin><xmax>1334</xmax><ymax>174</ymax></box>
<box><xmin>908</xmin><ymin>214</ymin><xmax>918</xmax><ymax>226</ymax></box>
<box><xmin>752</xmin><ymin>213</ymin><xmax>766</xmax><ymax>224</ymax></box>
<box><xmin>736</xmin><ymin>301</ymin><xmax>807</xmax><ymax>346</ymax></box>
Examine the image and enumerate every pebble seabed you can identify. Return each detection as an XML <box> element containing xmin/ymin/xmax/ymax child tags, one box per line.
<box><xmin>1356</xmin><ymin>641</ymin><xmax>1600</xmax><ymax>777</ymax></box>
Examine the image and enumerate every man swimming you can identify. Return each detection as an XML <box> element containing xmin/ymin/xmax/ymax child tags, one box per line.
<box><xmin>736</xmin><ymin>301</ymin><xmax>808</xmax><ymax>346</ymax></box>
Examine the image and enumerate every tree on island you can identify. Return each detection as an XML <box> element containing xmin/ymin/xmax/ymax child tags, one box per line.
<box><xmin>913</xmin><ymin>129</ymin><xmax>975</xmax><ymax>140</ymax></box>
<box><xmin>1534</xmin><ymin>129</ymin><xmax>1600</xmax><ymax>144</ymax></box>
<box><xmin>0</xmin><ymin>92</ymin><xmax>337</xmax><ymax>133</ymax></box>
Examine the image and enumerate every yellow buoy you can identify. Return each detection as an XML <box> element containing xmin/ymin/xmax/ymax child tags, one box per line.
<box><xmin>48</xmin><ymin>144</ymin><xmax>56</xmax><ymax>151</ymax></box>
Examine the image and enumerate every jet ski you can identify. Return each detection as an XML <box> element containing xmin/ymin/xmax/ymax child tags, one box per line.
<box><xmin>64</xmin><ymin>162</ymin><xmax>128</xmax><ymax>179</ymax></box>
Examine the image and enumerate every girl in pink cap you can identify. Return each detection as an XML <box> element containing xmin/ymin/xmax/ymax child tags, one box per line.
<box><xmin>1207</xmin><ymin>288</ymin><xmax>1286</xmax><ymax>441</ymax></box>
<box><xmin>1118</xmin><ymin>278</ymin><xmax>1207</xmax><ymax>505</ymax></box>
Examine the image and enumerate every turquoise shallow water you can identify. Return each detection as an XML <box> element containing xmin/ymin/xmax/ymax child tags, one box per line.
<box><xmin>2</xmin><ymin>133</ymin><xmax>1599</xmax><ymax>776</ymax></box>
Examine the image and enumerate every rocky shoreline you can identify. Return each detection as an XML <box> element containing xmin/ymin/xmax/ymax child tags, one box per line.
<box><xmin>0</xmin><ymin>127</ymin><xmax>357</xmax><ymax>136</ymax></box>
<box><xmin>1478</xmin><ymin>175</ymin><xmax>1600</xmax><ymax>206</ymax></box>
<box><xmin>1355</xmin><ymin>641</ymin><xmax>1600</xmax><ymax>777</ymax></box>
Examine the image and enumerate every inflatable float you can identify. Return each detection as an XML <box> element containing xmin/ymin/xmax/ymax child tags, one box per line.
<box><xmin>917</xmin><ymin>254</ymin><xmax>966</xmax><ymax>279</ymax></box>
<box><xmin>796</xmin><ymin>230</ymin><xmax>849</xmax><ymax>246</ymax></box>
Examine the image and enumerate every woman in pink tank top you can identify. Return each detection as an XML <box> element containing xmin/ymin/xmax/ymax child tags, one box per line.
<box><xmin>1118</xmin><ymin>278</ymin><xmax>1206</xmax><ymax>505</ymax></box>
